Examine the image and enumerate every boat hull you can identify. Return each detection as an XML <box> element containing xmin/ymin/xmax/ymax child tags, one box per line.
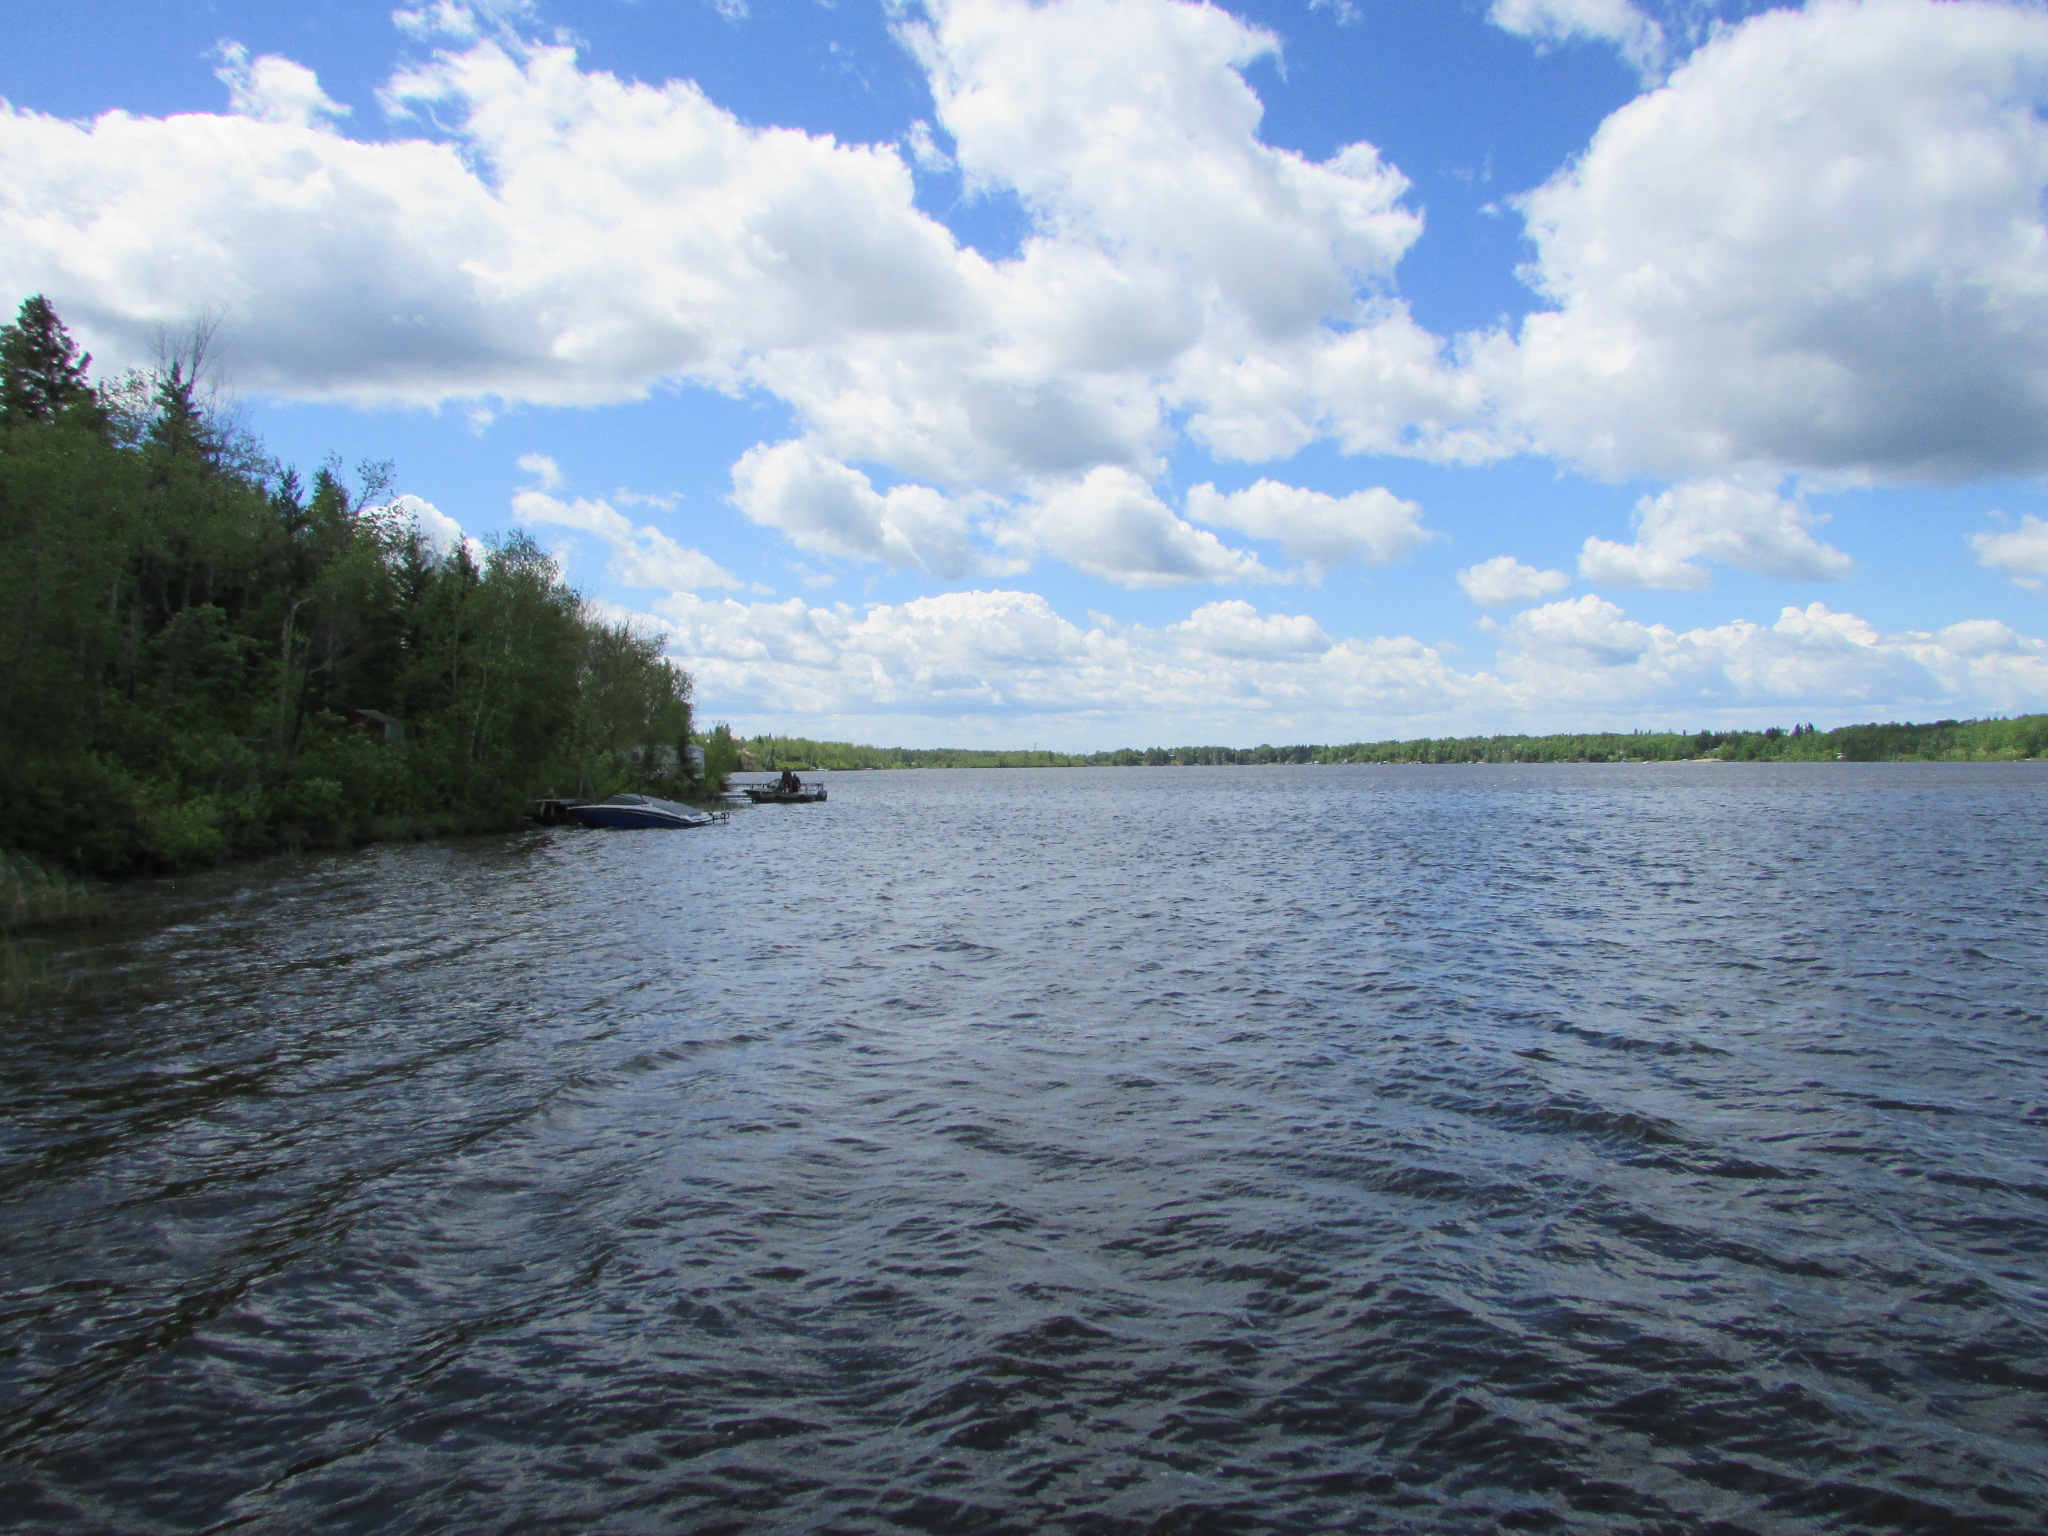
<box><xmin>566</xmin><ymin>798</ymin><xmax>715</xmax><ymax>829</ymax></box>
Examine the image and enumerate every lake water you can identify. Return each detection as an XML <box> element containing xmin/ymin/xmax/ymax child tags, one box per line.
<box><xmin>3</xmin><ymin>764</ymin><xmax>2046</xmax><ymax>1533</ymax></box>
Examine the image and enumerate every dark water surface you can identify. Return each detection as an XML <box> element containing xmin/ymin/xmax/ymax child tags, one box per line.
<box><xmin>4</xmin><ymin>765</ymin><xmax>2047</xmax><ymax>1534</ymax></box>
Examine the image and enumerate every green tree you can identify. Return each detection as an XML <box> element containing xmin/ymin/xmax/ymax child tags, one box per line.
<box><xmin>0</xmin><ymin>299</ymin><xmax>708</xmax><ymax>876</ymax></box>
<box><xmin>0</xmin><ymin>295</ymin><xmax>103</xmax><ymax>430</ymax></box>
<box><xmin>700</xmin><ymin>723</ymin><xmax>743</xmax><ymax>790</ymax></box>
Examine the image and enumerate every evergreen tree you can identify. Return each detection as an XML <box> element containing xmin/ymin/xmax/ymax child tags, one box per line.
<box><xmin>0</xmin><ymin>295</ymin><xmax>101</xmax><ymax>429</ymax></box>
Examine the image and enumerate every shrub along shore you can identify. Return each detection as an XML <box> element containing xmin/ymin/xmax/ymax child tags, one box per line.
<box><xmin>0</xmin><ymin>297</ymin><xmax>705</xmax><ymax>882</ymax></box>
<box><xmin>741</xmin><ymin>715</ymin><xmax>2048</xmax><ymax>772</ymax></box>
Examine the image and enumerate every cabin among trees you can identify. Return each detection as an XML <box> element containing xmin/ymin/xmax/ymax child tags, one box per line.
<box><xmin>0</xmin><ymin>297</ymin><xmax>704</xmax><ymax>874</ymax></box>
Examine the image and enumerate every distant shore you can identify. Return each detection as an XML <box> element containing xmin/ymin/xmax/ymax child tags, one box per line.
<box><xmin>735</xmin><ymin>713</ymin><xmax>2048</xmax><ymax>772</ymax></box>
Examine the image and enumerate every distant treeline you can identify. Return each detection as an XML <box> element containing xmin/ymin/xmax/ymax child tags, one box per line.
<box><xmin>0</xmin><ymin>297</ymin><xmax>701</xmax><ymax>877</ymax></box>
<box><xmin>743</xmin><ymin>715</ymin><xmax>2048</xmax><ymax>772</ymax></box>
<box><xmin>741</xmin><ymin>738</ymin><xmax>1080</xmax><ymax>770</ymax></box>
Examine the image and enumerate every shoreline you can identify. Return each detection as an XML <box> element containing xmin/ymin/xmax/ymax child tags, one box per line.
<box><xmin>6</xmin><ymin>755</ymin><xmax>2038</xmax><ymax>899</ymax></box>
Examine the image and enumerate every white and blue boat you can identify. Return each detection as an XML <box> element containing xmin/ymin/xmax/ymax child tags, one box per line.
<box><xmin>565</xmin><ymin>794</ymin><xmax>721</xmax><ymax>830</ymax></box>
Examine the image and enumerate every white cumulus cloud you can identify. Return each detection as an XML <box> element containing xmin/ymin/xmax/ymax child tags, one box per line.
<box><xmin>1488</xmin><ymin>0</ymin><xmax>1666</xmax><ymax>79</ymax></box>
<box><xmin>623</xmin><ymin>587</ymin><xmax>2048</xmax><ymax>745</ymax></box>
<box><xmin>1008</xmin><ymin>467</ymin><xmax>1274</xmax><ymax>589</ymax></box>
<box><xmin>1971</xmin><ymin>513</ymin><xmax>2048</xmax><ymax>590</ymax></box>
<box><xmin>1497</xmin><ymin>596</ymin><xmax>2048</xmax><ymax>718</ymax></box>
<box><xmin>0</xmin><ymin>32</ymin><xmax>975</xmax><ymax>405</ymax></box>
<box><xmin>0</xmin><ymin>0</ymin><xmax>1459</xmax><ymax>471</ymax></box>
<box><xmin>1185</xmin><ymin>479</ymin><xmax>1430</xmax><ymax>578</ymax></box>
<box><xmin>515</xmin><ymin>451</ymin><xmax>563</xmax><ymax>491</ymax></box>
<box><xmin>906</xmin><ymin>0</ymin><xmax>1418</xmax><ymax>337</ymax></box>
<box><xmin>373</xmin><ymin>492</ymin><xmax>478</xmax><ymax>561</ymax></box>
<box><xmin>730</xmin><ymin>441</ymin><xmax>990</xmax><ymax>579</ymax></box>
<box><xmin>1167</xmin><ymin>600</ymin><xmax>1332</xmax><ymax>659</ymax></box>
<box><xmin>0</xmin><ymin>0</ymin><xmax>1495</xmax><ymax>586</ymax></box>
<box><xmin>214</xmin><ymin>44</ymin><xmax>351</xmax><ymax>126</ymax></box>
<box><xmin>10</xmin><ymin>0</ymin><xmax>2045</xmax><ymax>613</ymax></box>
<box><xmin>1486</xmin><ymin>0</ymin><xmax>2048</xmax><ymax>483</ymax></box>
<box><xmin>513</xmin><ymin>464</ymin><xmax>740</xmax><ymax>591</ymax></box>
<box><xmin>652</xmin><ymin>586</ymin><xmax>1482</xmax><ymax>738</ymax></box>
<box><xmin>1458</xmin><ymin>555</ymin><xmax>1573</xmax><ymax>608</ymax></box>
<box><xmin>1578</xmin><ymin>481</ymin><xmax>1854</xmax><ymax>591</ymax></box>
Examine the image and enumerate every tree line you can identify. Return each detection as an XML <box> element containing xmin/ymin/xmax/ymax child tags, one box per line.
<box><xmin>0</xmin><ymin>297</ymin><xmax>702</xmax><ymax>876</ymax></box>
<box><xmin>741</xmin><ymin>716</ymin><xmax>2047</xmax><ymax>772</ymax></box>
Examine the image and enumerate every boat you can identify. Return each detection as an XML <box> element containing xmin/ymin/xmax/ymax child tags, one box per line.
<box><xmin>565</xmin><ymin>794</ymin><xmax>724</xmax><ymax>829</ymax></box>
<box><xmin>734</xmin><ymin>775</ymin><xmax>828</xmax><ymax>804</ymax></box>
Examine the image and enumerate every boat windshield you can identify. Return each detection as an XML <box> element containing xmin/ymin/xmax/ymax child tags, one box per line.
<box><xmin>602</xmin><ymin>795</ymin><xmax>649</xmax><ymax>806</ymax></box>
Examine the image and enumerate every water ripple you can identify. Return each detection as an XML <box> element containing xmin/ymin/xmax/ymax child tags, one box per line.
<box><xmin>2</xmin><ymin>764</ymin><xmax>2046</xmax><ymax>1532</ymax></box>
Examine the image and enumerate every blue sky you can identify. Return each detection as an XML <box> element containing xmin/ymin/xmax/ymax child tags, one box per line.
<box><xmin>5</xmin><ymin>0</ymin><xmax>2047</xmax><ymax>746</ymax></box>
